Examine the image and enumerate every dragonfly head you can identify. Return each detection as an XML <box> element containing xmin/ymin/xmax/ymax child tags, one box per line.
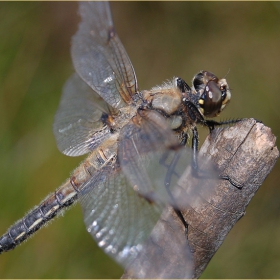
<box><xmin>193</xmin><ymin>71</ymin><xmax>231</xmax><ymax>118</ymax></box>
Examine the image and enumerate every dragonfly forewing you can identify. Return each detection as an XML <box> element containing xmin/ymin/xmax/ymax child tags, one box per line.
<box><xmin>118</xmin><ymin>109</ymin><xmax>219</xmax><ymax>207</ymax></box>
<box><xmin>72</xmin><ymin>2</ymin><xmax>138</xmax><ymax>109</ymax></box>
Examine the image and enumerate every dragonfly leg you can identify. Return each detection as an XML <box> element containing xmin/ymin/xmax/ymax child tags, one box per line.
<box><xmin>191</xmin><ymin>127</ymin><xmax>199</xmax><ymax>170</ymax></box>
<box><xmin>163</xmin><ymin>151</ymin><xmax>189</xmax><ymax>235</ymax></box>
<box><xmin>190</xmin><ymin>125</ymin><xmax>244</xmax><ymax>190</ymax></box>
<box><xmin>204</xmin><ymin>120</ymin><xmax>244</xmax><ymax>189</ymax></box>
<box><xmin>205</xmin><ymin>119</ymin><xmax>243</xmax><ymax>133</ymax></box>
<box><xmin>219</xmin><ymin>175</ymin><xmax>243</xmax><ymax>189</ymax></box>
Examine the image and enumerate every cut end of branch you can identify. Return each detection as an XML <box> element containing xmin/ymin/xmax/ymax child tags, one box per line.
<box><xmin>121</xmin><ymin>118</ymin><xmax>279</xmax><ymax>279</ymax></box>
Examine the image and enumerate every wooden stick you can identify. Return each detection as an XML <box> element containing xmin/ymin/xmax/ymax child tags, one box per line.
<box><xmin>122</xmin><ymin>118</ymin><xmax>279</xmax><ymax>279</ymax></box>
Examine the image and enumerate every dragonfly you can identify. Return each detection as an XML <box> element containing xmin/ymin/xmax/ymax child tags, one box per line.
<box><xmin>0</xmin><ymin>2</ymin><xmax>235</xmax><ymax>278</ymax></box>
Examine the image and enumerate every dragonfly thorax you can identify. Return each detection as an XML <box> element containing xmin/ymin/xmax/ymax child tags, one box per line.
<box><xmin>141</xmin><ymin>79</ymin><xmax>182</xmax><ymax>116</ymax></box>
<box><xmin>139</xmin><ymin>71</ymin><xmax>231</xmax><ymax>135</ymax></box>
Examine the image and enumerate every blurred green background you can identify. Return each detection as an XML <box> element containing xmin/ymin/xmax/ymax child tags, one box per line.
<box><xmin>0</xmin><ymin>1</ymin><xmax>280</xmax><ymax>278</ymax></box>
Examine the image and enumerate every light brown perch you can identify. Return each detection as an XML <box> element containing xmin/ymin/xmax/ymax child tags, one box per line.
<box><xmin>122</xmin><ymin>118</ymin><xmax>279</xmax><ymax>279</ymax></box>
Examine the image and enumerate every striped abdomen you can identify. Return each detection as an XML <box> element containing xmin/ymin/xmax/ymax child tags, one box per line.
<box><xmin>0</xmin><ymin>139</ymin><xmax>117</xmax><ymax>254</ymax></box>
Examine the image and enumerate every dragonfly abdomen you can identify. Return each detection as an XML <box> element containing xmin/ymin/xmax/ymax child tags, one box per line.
<box><xmin>0</xmin><ymin>179</ymin><xmax>79</xmax><ymax>254</ymax></box>
<box><xmin>0</xmin><ymin>141</ymin><xmax>118</xmax><ymax>254</ymax></box>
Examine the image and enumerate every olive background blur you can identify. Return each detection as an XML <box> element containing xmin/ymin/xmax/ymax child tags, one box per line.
<box><xmin>0</xmin><ymin>2</ymin><xmax>280</xmax><ymax>278</ymax></box>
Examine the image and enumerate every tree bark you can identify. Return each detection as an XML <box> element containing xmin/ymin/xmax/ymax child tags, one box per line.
<box><xmin>122</xmin><ymin>118</ymin><xmax>279</xmax><ymax>279</ymax></box>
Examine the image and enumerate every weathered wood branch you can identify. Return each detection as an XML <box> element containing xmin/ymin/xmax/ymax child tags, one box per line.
<box><xmin>122</xmin><ymin>118</ymin><xmax>279</xmax><ymax>279</ymax></box>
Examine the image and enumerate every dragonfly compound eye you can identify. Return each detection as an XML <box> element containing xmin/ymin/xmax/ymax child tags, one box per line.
<box><xmin>199</xmin><ymin>80</ymin><xmax>223</xmax><ymax>117</ymax></box>
<box><xmin>194</xmin><ymin>71</ymin><xmax>231</xmax><ymax>118</ymax></box>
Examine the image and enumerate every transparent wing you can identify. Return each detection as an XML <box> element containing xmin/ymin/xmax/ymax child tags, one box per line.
<box><xmin>118</xmin><ymin>109</ymin><xmax>219</xmax><ymax>209</ymax></box>
<box><xmin>71</xmin><ymin>2</ymin><xmax>138</xmax><ymax>109</ymax></box>
<box><xmin>124</xmin><ymin>207</ymin><xmax>194</xmax><ymax>278</ymax></box>
<box><xmin>79</xmin><ymin>110</ymin><xmax>218</xmax><ymax>277</ymax></box>
<box><xmin>79</xmin><ymin>164</ymin><xmax>194</xmax><ymax>278</ymax></box>
<box><xmin>79</xmin><ymin>165</ymin><xmax>164</xmax><ymax>269</ymax></box>
<box><xmin>53</xmin><ymin>73</ymin><xmax>112</xmax><ymax>156</ymax></box>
